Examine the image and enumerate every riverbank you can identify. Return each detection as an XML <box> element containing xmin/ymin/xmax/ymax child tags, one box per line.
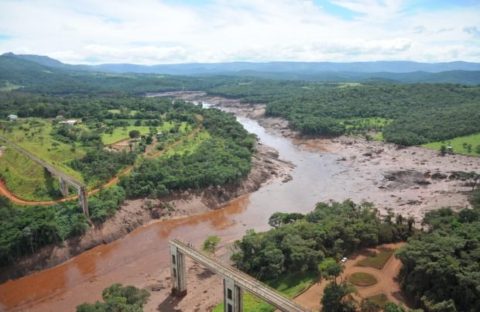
<box><xmin>176</xmin><ymin>91</ymin><xmax>480</xmax><ymax>222</ymax></box>
<box><xmin>2</xmin><ymin>92</ymin><xmax>478</xmax><ymax>312</ymax></box>
<box><xmin>0</xmin><ymin>142</ymin><xmax>293</xmax><ymax>283</ymax></box>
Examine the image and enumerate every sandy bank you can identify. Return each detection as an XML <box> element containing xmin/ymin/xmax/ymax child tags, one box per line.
<box><xmin>166</xmin><ymin>91</ymin><xmax>480</xmax><ymax>222</ymax></box>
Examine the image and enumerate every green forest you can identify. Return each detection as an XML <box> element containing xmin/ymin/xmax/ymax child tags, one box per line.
<box><xmin>232</xmin><ymin>200</ymin><xmax>413</xmax><ymax>280</ymax></box>
<box><xmin>76</xmin><ymin>283</ymin><xmax>150</xmax><ymax>312</ymax></box>
<box><xmin>0</xmin><ymin>95</ymin><xmax>255</xmax><ymax>268</ymax></box>
<box><xmin>2</xmin><ymin>53</ymin><xmax>480</xmax><ymax>148</ymax></box>
<box><xmin>396</xmin><ymin>192</ymin><xmax>480</xmax><ymax>312</ymax></box>
<box><xmin>231</xmin><ymin>192</ymin><xmax>480</xmax><ymax>312</ymax></box>
<box><xmin>208</xmin><ymin>81</ymin><xmax>480</xmax><ymax>146</ymax></box>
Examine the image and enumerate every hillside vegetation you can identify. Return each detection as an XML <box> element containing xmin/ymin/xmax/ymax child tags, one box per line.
<box><xmin>209</xmin><ymin>82</ymin><xmax>480</xmax><ymax>147</ymax></box>
<box><xmin>232</xmin><ymin>201</ymin><xmax>413</xmax><ymax>280</ymax></box>
<box><xmin>396</xmin><ymin>193</ymin><xmax>480</xmax><ymax>312</ymax></box>
<box><xmin>0</xmin><ymin>98</ymin><xmax>255</xmax><ymax>266</ymax></box>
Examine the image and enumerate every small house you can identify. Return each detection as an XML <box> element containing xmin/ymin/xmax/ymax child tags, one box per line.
<box><xmin>59</xmin><ymin>119</ymin><xmax>80</xmax><ymax>126</ymax></box>
<box><xmin>7</xmin><ymin>114</ymin><xmax>18</xmax><ymax>121</ymax></box>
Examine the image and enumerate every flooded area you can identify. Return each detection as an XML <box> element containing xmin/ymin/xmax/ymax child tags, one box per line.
<box><xmin>1</xmin><ymin>98</ymin><xmax>478</xmax><ymax>311</ymax></box>
<box><xmin>0</xmin><ymin>103</ymin><xmax>354</xmax><ymax>311</ymax></box>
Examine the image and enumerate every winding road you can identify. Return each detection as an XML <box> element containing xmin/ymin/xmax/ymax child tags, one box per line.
<box><xmin>0</xmin><ymin>124</ymin><xmax>202</xmax><ymax>206</ymax></box>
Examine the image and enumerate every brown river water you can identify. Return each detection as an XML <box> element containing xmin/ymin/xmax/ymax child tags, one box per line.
<box><xmin>0</xmin><ymin>108</ymin><xmax>367</xmax><ymax>312</ymax></box>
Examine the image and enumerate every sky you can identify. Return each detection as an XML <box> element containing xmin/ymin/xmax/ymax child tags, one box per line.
<box><xmin>0</xmin><ymin>0</ymin><xmax>479</xmax><ymax>64</ymax></box>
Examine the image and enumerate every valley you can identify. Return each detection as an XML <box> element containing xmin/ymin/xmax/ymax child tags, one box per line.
<box><xmin>0</xmin><ymin>51</ymin><xmax>479</xmax><ymax>312</ymax></box>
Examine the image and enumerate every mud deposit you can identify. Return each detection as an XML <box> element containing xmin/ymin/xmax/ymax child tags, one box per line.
<box><xmin>1</xmin><ymin>92</ymin><xmax>479</xmax><ymax>312</ymax></box>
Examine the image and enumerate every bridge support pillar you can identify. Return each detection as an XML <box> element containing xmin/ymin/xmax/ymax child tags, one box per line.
<box><xmin>59</xmin><ymin>177</ymin><xmax>69</xmax><ymax>197</ymax></box>
<box><xmin>78</xmin><ymin>187</ymin><xmax>89</xmax><ymax>218</ymax></box>
<box><xmin>224</xmin><ymin>277</ymin><xmax>242</xmax><ymax>312</ymax></box>
<box><xmin>170</xmin><ymin>245</ymin><xmax>187</xmax><ymax>296</ymax></box>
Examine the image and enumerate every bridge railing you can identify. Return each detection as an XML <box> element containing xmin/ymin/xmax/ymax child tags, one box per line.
<box><xmin>171</xmin><ymin>239</ymin><xmax>308</xmax><ymax>312</ymax></box>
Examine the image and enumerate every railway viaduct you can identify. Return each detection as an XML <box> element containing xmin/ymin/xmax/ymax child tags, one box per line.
<box><xmin>170</xmin><ymin>239</ymin><xmax>308</xmax><ymax>312</ymax></box>
<box><xmin>0</xmin><ymin>136</ymin><xmax>89</xmax><ymax>217</ymax></box>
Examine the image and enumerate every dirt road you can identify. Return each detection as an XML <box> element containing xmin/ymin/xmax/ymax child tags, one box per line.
<box><xmin>0</xmin><ymin>125</ymin><xmax>201</xmax><ymax>206</ymax></box>
<box><xmin>294</xmin><ymin>243</ymin><xmax>410</xmax><ymax>311</ymax></box>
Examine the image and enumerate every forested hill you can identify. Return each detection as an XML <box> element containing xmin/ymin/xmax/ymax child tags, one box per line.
<box><xmin>2</xmin><ymin>52</ymin><xmax>480</xmax><ymax>85</ymax></box>
<box><xmin>207</xmin><ymin>81</ymin><xmax>480</xmax><ymax>146</ymax></box>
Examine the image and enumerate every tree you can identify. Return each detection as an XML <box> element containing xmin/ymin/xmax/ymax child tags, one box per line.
<box><xmin>76</xmin><ymin>283</ymin><xmax>150</xmax><ymax>312</ymax></box>
<box><xmin>321</xmin><ymin>282</ymin><xmax>356</xmax><ymax>312</ymax></box>
<box><xmin>202</xmin><ymin>235</ymin><xmax>221</xmax><ymax>254</ymax></box>
<box><xmin>268</xmin><ymin>212</ymin><xmax>304</xmax><ymax>228</ymax></box>
<box><xmin>129</xmin><ymin>130</ymin><xmax>140</xmax><ymax>139</ymax></box>
<box><xmin>360</xmin><ymin>299</ymin><xmax>381</xmax><ymax>312</ymax></box>
<box><xmin>319</xmin><ymin>258</ymin><xmax>343</xmax><ymax>284</ymax></box>
<box><xmin>440</xmin><ymin>145</ymin><xmax>447</xmax><ymax>156</ymax></box>
<box><xmin>384</xmin><ymin>303</ymin><xmax>406</xmax><ymax>312</ymax></box>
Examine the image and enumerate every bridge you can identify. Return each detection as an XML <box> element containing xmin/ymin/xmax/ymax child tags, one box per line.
<box><xmin>169</xmin><ymin>239</ymin><xmax>309</xmax><ymax>312</ymax></box>
<box><xmin>0</xmin><ymin>136</ymin><xmax>89</xmax><ymax>217</ymax></box>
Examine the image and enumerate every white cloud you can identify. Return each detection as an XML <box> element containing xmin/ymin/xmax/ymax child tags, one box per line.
<box><xmin>0</xmin><ymin>0</ymin><xmax>478</xmax><ymax>64</ymax></box>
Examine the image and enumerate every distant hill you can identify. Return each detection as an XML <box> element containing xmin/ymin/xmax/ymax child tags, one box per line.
<box><xmin>1</xmin><ymin>52</ymin><xmax>480</xmax><ymax>86</ymax></box>
<box><xmin>91</xmin><ymin>60</ymin><xmax>480</xmax><ymax>75</ymax></box>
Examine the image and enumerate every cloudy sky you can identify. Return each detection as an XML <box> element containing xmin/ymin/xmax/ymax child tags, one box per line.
<box><xmin>0</xmin><ymin>0</ymin><xmax>479</xmax><ymax>64</ymax></box>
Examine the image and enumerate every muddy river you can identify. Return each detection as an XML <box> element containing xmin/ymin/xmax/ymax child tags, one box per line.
<box><xmin>0</xmin><ymin>104</ymin><xmax>371</xmax><ymax>312</ymax></box>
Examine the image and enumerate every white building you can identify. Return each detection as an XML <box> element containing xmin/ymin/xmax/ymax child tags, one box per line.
<box><xmin>7</xmin><ymin>114</ymin><xmax>18</xmax><ymax>121</ymax></box>
<box><xmin>59</xmin><ymin>119</ymin><xmax>80</xmax><ymax>126</ymax></box>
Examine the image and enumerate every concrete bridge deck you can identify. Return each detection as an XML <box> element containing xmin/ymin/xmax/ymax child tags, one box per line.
<box><xmin>170</xmin><ymin>239</ymin><xmax>308</xmax><ymax>312</ymax></box>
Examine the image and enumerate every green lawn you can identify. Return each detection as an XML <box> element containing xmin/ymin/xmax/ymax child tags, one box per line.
<box><xmin>107</xmin><ymin>109</ymin><xmax>138</xmax><ymax>116</ymax></box>
<box><xmin>357</xmin><ymin>248</ymin><xmax>394</xmax><ymax>270</ymax></box>
<box><xmin>423</xmin><ymin>132</ymin><xmax>480</xmax><ymax>156</ymax></box>
<box><xmin>101</xmin><ymin>126</ymin><xmax>151</xmax><ymax>145</ymax></box>
<box><xmin>101</xmin><ymin>121</ymin><xmax>180</xmax><ymax>145</ymax></box>
<box><xmin>349</xmin><ymin>272</ymin><xmax>378</xmax><ymax>287</ymax></box>
<box><xmin>1</xmin><ymin>119</ymin><xmax>85</xmax><ymax>181</ymax></box>
<box><xmin>342</xmin><ymin>117</ymin><xmax>391</xmax><ymax>130</ymax></box>
<box><xmin>161</xmin><ymin>130</ymin><xmax>210</xmax><ymax>157</ymax></box>
<box><xmin>212</xmin><ymin>272</ymin><xmax>316</xmax><ymax>312</ymax></box>
<box><xmin>0</xmin><ymin>147</ymin><xmax>62</xmax><ymax>200</ymax></box>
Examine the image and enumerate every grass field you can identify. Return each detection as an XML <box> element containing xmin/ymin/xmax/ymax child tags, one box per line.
<box><xmin>342</xmin><ymin>117</ymin><xmax>391</xmax><ymax>131</ymax></box>
<box><xmin>357</xmin><ymin>248</ymin><xmax>394</xmax><ymax>270</ymax></box>
<box><xmin>423</xmin><ymin>132</ymin><xmax>480</xmax><ymax>156</ymax></box>
<box><xmin>0</xmin><ymin>118</ymin><xmax>196</xmax><ymax>201</ymax></box>
<box><xmin>101</xmin><ymin>126</ymin><xmax>152</xmax><ymax>145</ymax></box>
<box><xmin>1</xmin><ymin>119</ymin><xmax>86</xmax><ymax>181</ymax></box>
<box><xmin>349</xmin><ymin>272</ymin><xmax>378</xmax><ymax>287</ymax></box>
<box><xmin>107</xmin><ymin>109</ymin><xmax>138</xmax><ymax>116</ymax></box>
<box><xmin>0</xmin><ymin>147</ymin><xmax>62</xmax><ymax>200</ymax></box>
<box><xmin>212</xmin><ymin>272</ymin><xmax>316</xmax><ymax>312</ymax></box>
<box><xmin>161</xmin><ymin>130</ymin><xmax>210</xmax><ymax>157</ymax></box>
<box><xmin>101</xmin><ymin>121</ymin><xmax>184</xmax><ymax>145</ymax></box>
